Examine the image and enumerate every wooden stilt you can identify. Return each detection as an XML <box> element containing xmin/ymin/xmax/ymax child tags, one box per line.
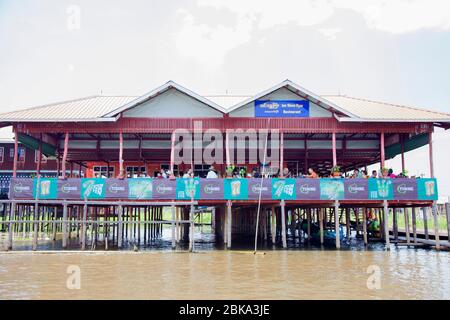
<box><xmin>362</xmin><ymin>208</ymin><xmax>368</xmax><ymax>246</ymax></box>
<box><xmin>334</xmin><ymin>201</ymin><xmax>340</xmax><ymax>249</ymax></box>
<box><xmin>432</xmin><ymin>203</ymin><xmax>440</xmax><ymax>250</ymax></box>
<box><xmin>62</xmin><ymin>202</ymin><xmax>68</xmax><ymax>248</ymax></box>
<box><xmin>271</xmin><ymin>206</ymin><xmax>276</xmax><ymax>244</ymax></box>
<box><xmin>81</xmin><ymin>202</ymin><xmax>87</xmax><ymax>250</ymax></box>
<box><xmin>383</xmin><ymin>200</ymin><xmax>390</xmax><ymax>250</ymax></box>
<box><xmin>422</xmin><ymin>207</ymin><xmax>429</xmax><ymax>240</ymax></box>
<box><xmin>189</xmin><ymin>202</ymin><xmax>195</xmax><ymax>252</ymax></box>
<box><xmin>226</xmin><ymin>200</ymin><xmax>232</xmax><ymax>249</ymax></box>
<box><xmin>307</xmin><ymin>208</ymin><xmax>311</xmax><ymax>242</ymax></box>
<box><xmin>171</xmin><ymin>205</ymin><xmax>176</xmax><ymax>249</ymax></box>
<box><xmin>319</xmin><ymin>208</ymin><xmax>324</xmax><ymax>245</ymax></box>
<box><xmin>412</xmin><ymin>207</ymin><xmax>417</xmax><ymax>244</ymax></box>
<box><xmin>32</xmin><ymin>202</ymin><xmax>39</xmax><ymax>251</ymax></box>
<box><xmin>393</xmin><ymin>208</ymin><xmax>399</xmax><ymax>241</ymax></box>
<box><xmin>446</xmin><ymin>199</ymin><xmax>450</xmax><ymax>242</ymax></box>
<box><xmin>7</xmin><ymin>203</ymin><xmax>15</xmax><ymax>250</ymax></box>
<box><xmin>280</xmin><ymin>200</ymin><xmax>287</xmax><ymax>248</ymax></box>
<box><xmin>404</xmin><ymin>208</ymin><xmax>410</xmax><ymax>244</ymax></box>
<box><xmin>345</xmin><ymin>208</ymin><xmax>350</xmax><ymax>238</ymax></box>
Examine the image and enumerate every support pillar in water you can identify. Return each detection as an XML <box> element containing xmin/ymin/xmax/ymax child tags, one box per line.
<box><xmin>280</xmin><ymin>200</ymin><xmax>287</xmax><ymax>248</ymax></box>
<box><xmin>334</xmin><ymin>201</ymin><xmax>340</xmax><ymax>249</ymax></box>
<box><xmin>226</xmin><ymin>200</ymin><xmax>232</xmax><ymax>249</ymax></box>
<box><xmin>432</xmin><ymin>202</ymin><xmax>440</xmax><ymax>250</ymax></box>
<box><xmin>383</xmin><ymin>200</ymin><xmax>390</xmax><ymax>250</ymax></box>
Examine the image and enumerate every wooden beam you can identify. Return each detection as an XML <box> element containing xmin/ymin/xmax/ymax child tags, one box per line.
<box><xmin>429</xmin><ymin>131</ymin><xmax>434</xmax><ymax>178</ymax></box>
<box><xmin>332</xmin><ymin>131</ymin><xmax>337</xmax><ymax>167</ymax></box>
<box><xmin>118</xmin><ymin>131</ymin><xmax>124</xmax><ymax>178</ymax></box>
<box><xmin>60</xmin><ymin>132</ymin><xmax>69</xmax><ymax>179</ymax></box>
<box><xmin>380</xmin><ymin>132</ymin><xmax>385</xmax><ymax>169</ymax></box>
<box><xmin>12</xmin><ymin>128</ymin><xmax>19</xmax><ymax>178</ymax></box>
<box><xmin>280</xmin><ymin>131</ymin><xmax>284</xmax><ymax>176</ymax></box>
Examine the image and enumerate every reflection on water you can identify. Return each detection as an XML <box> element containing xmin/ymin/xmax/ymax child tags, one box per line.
<box><xmin>1</xmin><ymin>249</ymin><xmax>450</xmax><ymax>299</ymax></box>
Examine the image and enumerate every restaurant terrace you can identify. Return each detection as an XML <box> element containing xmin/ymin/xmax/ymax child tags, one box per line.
<box><xmin>1</xmin><ymin>79</ymin><xmax>450</xmax><ymax>251</ymax></box>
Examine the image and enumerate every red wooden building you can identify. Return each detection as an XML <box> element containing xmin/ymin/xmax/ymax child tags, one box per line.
<box><xmin>1</xmin><ymin>80</ymin><xmax>450</xmax><ymax>250</ymax></box>
<box><xmin>1</xmin><ymin>80</ymin><xmax>449</xmax><ymax>180</ymax></box>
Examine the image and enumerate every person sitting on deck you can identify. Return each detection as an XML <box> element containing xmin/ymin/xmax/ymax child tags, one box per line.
<box><xmin>370</xmin><ymin>170</ymin><xmax>378</xmax><ymax>178</ymax></box>
<box><xmin>282</xmin><ymin>167</ymin><xmax>291</xmax><ymax>178</ymax></box>
<box><xmin>252</xmin><ymin>167</ymin><xmax>260</xmax><ymax>178</ymax></box>
<box><xmin>306</xmin><ymin>168</ymin><xmax>318</xmax><ymax>179</ymax></box>
<box><xmin>361</xmin><ymin>170</ymin><xmax>368</xmax><ymax>178</ymax></box>
<box><xmin>206</xmin><ymin>166</ymin><xmax>218</xmax><ymax>179</ymax></box>
<box><xmin>351</xmin><ymin>169</ymin><xmax>360</xmax><ymax>178</ymax></box>
<box><xmin>183</xmin><ymin>169</ymin><xmax>193</xmax><ymax>178</ymax></box>
<box><xmin>388</xmin><ymin>168</ymin><xmax>396</xmax><ymax>178</ymax></box>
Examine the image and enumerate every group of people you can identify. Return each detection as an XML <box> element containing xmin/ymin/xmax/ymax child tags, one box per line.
<box><xmin>150</xmin><ymin>166</ymin><xmax>410</xmax><ymax>180</ymax></box>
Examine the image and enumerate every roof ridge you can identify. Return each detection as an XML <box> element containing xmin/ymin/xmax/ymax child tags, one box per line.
<box><xmin>0</xmin><ymin>95</ymin><xmax>100</xmax><ymax>116</ymax></box>
<box><xmin>337</xmin><ymin>95</ymin><xmax>450</xmax><ymax>117</ymax></box>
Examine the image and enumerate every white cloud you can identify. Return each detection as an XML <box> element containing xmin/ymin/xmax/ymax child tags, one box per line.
<box><xmin>174</xmin><ymin>8</ymin><xmax>253</xmax><ymax>68</ymax></box>
<box><xmin>174</xmin><ymin>0</ymin><xmax>450</xmax><ymax>65</ymax></box>
<box><xmin>339</xmin><ymin>0</ymin><xmax>450</xmax><ymax>34</ymax></box>
<box><xmin>318</xmin><ymin>27</ymin><xmax>342</xmax><ymax>40</ymax></box>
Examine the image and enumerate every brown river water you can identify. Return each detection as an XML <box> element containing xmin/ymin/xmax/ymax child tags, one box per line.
<box><xmin>1</xmin><ymin>249</ymin><xmax>450</xmax><ymax>299</ymax></box>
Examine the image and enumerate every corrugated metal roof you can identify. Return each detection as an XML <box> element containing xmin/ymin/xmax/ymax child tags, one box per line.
<box><xmin>324</xmin><ymin>95</ymin><xmax>450</xmax><ymax>121</ymax></box>
<box><xmin>0</xmin><ymin>80</ymin><xmax>449</xmax><ymax>123</ymax></box>
<box><xmin>0</xmin><ymin>96</ymin><xmax>136</xmax><ymax>121</ymax></box>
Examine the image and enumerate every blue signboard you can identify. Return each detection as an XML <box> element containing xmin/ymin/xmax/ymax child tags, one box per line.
<box><xmin>255</xmin><ymin>100</ymin><xmax>309</xmax><ymax>118</ymax></box>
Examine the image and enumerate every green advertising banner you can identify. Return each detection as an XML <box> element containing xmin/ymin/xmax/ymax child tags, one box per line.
<box><xmin>128</xmin><ymin>178</ymin><xmax>153</xmax><ymax>199</ymax></box>
<box><xmin>81</xmin><ymin>178</ymin><xmax>106</xmax><ymax>199</ymax></box>
<box><xmin>176</xmin><ymin>178</ymin><xmax>200</xmax><ymax>200</ymax></box>
<box><xmin>320</xmin><ymin>179</ymin><xmax>344</xmax><ymax>200</ymax></box>
<box><xmin>224</xmin><ymin>178</ymin><xmax>248</xmax><ymax>200</ymax></box>
<box><xmin>417</xmin><ymin>178</ymin><xmax>438</xmax><ymax>200</ymax></box>
<box><xmin>34</xmin><ymin>178</ymin><xmax>58</xmax><ymax>199</ymax></box>
<box><xmin>272</xmin><ymin>178</ymin><xmax>296</xmax><ymax>200</ymax></box>
<box><xmin>368</xmin><ymin>179</ymin><xmax>394</xmax><ymax>200</ymax></box>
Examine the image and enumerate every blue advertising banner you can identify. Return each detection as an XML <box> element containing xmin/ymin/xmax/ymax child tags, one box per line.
<box><xmin>255</xmin><ymin>100</ymin><xmax>309</xmax><ymax>118</ymax></box>
<box><xmin>417</xmin><ymin>178</ymin><xmax>438</xmax><ymax>200</ymax></box>
<box><xmin>320</xmin><ymin>179</ymin><xmax>344</xmax><ymax>200</ymax></box>
<box><xmin>128</xmin><ymin>178</ymin><xmax>152</xmax><ymax>199</ymax></box>
<box><xmin>176</xmin><ymin>178</ymin><xmax>200</xmax><ymax>200</ymax></box>
<box><xmin>247</xmin><ymin>178</ymin><xmax>272</xmax><ymax>200</ymax></box>
<box><xmin>58</xmin><ymin>179</ymin><xmax>82</xmax><ymax>199</ymax></box>
<box><xmin>81</xmin><ymin>178</ymin><xmax>106</xmax><ymax>199</ymax></box>
<box><xmin>368</xmin><ymin>179</ymin><xmax>393</xmax><ymax>200</ymax></box>
<box><xmin>272</xmin><ymin>178</ymin><xmax>296</xmax><ymax>200</ymax></box>
<box><xmin>34</xmin><ymin>178</ymin><xmax>58</xmax><ymax>199</ymax></box>
<box><xmin>9</xmin><ymin>178</ymin><xmax>34</xmax><ymax>199</ymax></box>
<box><xmin>344</xmin><ymin>179</ymin><xmax>368</xmax><ymax>200</ymax></box>
<box><xmin>224</xmin><ymin>179</ymin><xmax>248</xmax><ymax>200</ymax></box>
<box><xmin>393</xmin><ymin>179</ymin><xmax>418</xmax><ymax>200</ymax></box>
<box><xmin>200</xmin><ymin>179</ymin><xmax>224</xmax><ymax>200</ymax></box>
<box><xmin>152</xmin><ymin>179</ymin><xmax>177</xmax><ymax>199</ymax></box>
<box><xmin>8</xmin><ymin>178</ymin><xmax>439</xmax><ymax>201</ymax></box>
<box><xmin>296</xmin><ymin>179</ymin><xmax>321</xmax><ymax>200</ymax></box>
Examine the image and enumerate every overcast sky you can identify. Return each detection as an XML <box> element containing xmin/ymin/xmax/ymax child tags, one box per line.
<box><xmin>1</xmin><ymin>0</ymin><xmax>450</xmax><ymax>198</ymax></box>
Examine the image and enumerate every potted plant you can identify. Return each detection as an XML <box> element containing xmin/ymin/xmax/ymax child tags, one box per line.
<box><xmin>331</xmin><ymin>165</ymin><xmax>341</xmax><ymax>177</ymax></box>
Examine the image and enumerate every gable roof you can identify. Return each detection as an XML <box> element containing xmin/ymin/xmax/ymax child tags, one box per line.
<box><xmin>102</xmin><ymin>80</ymin><xmax>227</xmax><ymax>117</ymax></box>
<box><xmin>226</xmin><ymin>79</ymin><xmax>360</xmax><ymax>118</ymax></box>
<box><xmin>0</xmin><ymin>79</ymin><xmax>449</xmax><ymax>124</ymax></box>
<box><xmin>324</xmin><ymin>95</ymin><xmax>450</xmax><ymax>122</ymax></box>
<box><xmin>0</xmin><ymin>96</ymin><xmax>136</xmax><ymax>122</ymax></box>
